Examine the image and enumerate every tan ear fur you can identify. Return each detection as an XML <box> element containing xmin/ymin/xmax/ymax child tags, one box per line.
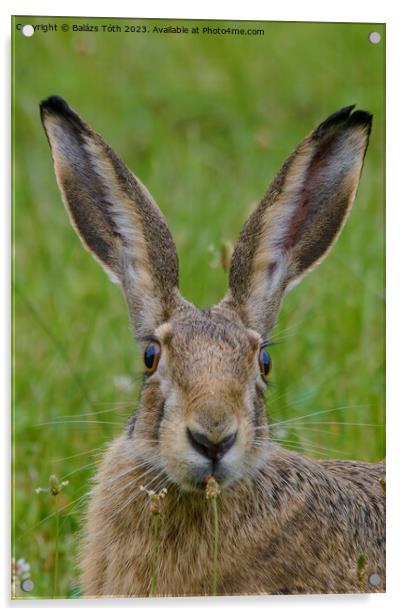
<box><xmin>219</xmin><ymin>106</ymin><xmax>372</xmax><ymax>335</ymax></box>
<box><xmin>40</xmin><ymin>96</ymin><xmax>188</xmax><ymax>338</ymax></box>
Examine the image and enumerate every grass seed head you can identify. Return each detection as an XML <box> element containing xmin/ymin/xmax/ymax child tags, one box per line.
<box><xmin>205</xmin><ymin>475</ymin><xmax>221</xmax><ymax>500</ymax></box>
<box><xmin>140</xmin><ymin>486</ymin><xmax>168</xmax><ymax>514</ymax></box>
<box><xmin>35</xmin><ymin>474</ymin><xmax>69</xmax><ymax>496</ymax></box>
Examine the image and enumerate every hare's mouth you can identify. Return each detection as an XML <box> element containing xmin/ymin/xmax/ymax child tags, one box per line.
<box><xmin>167</xmin><ymin>451</ymin><xmax>245</xmax><ymax>494</ymax></box>
<box><xmin>159</xmin><ymin>420</ymin><xmax>257</xmax><ymax>492</ymax></box>
<box><xmin>178</xmin><ymin>474</ymin><xmax>230</xmax><ymax>494</ymax></box>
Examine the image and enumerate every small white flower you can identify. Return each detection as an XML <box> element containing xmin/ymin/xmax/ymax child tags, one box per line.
<box><xmin>140</xmin><ymin>485</ymin><xmax>156</xmax><ymax>498</ymax></box>
<box><xmin>113</xmin><ymin>375</ymin><xmax>134</xmax><ymax>393</ymax></box>
<box><xmin>12</xmin><ymin>557</ymin><xmax>32</xmax><ymax>590</ymax></box>
<box><xmin>273</xmin><ymin>427</ymin><xmax>287</xmax><ymax>439</ymax></box>
<box><xmin>18</xmin><ymin>560</ymin><xmax>31</xmax><ymax>575</ymax></box>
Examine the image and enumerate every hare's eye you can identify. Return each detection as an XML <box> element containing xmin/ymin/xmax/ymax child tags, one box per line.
<box><xmin>144</xmin><ymin>341</ymin><xmax>161</xmax><ymax>373</ymax></box>
<box><xmin>258</xmin><ymin>348</ymin><xmax>272</xmax><ymax>382</ymax></box>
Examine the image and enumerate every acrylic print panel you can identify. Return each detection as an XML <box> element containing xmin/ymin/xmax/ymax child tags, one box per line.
<box><xmin>12</xmin><ymin>16</ymin><xmax>385</xmax><ymax>599</ymax></box>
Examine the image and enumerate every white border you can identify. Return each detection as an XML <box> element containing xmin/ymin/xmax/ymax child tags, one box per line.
<box><xmin>2</xmin><ymin>1</ymin><xmax>402</xmax><ymax>614</ymax></box>
<box><xmin>0</xmin><ymin>1</ymin><xmax>394</xmax><ymax>21</ymax></box>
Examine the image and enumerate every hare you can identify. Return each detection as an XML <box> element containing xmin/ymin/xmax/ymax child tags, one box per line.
<box><xmin>40</xmin><ymin>96</ymin><xmax>385</xmax><ymax>597</ymax></box>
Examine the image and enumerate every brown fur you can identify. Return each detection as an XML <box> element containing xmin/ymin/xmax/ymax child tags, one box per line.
<box><xmin>40</xmin><ymin>98</ymin><xmax>384</xmax><ymax>596</ymax></box>
<box><xmin>221</xmin><ymin>106</ymin><xmax>371</xmax><ymax>334</ymax></box>
<box><xmin>81</xmin><ymin>431</ymin><xmax>384</xmax><ymax>596</ymax></box>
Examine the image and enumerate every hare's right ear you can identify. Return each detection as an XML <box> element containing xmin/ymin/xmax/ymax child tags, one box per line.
<box><xmin>219</xmin><ymin>106</ymin><xmax>372</xmax><ymax>336</ymax></box>
<box><xmin>40</xmin><ymin>96</ymin><xmax>187</xmax><ymax>339</ymax></box>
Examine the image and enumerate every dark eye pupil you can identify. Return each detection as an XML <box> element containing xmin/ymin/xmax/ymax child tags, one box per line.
<box><xmin>261</xmin><ymin>350</ymin><xmax>269</xmax><ymax>374</ymax></box>
<box><xmin>259</xmin><ymin>349</ymin><xmax>271</xmax><ymax>380</ymax></box>
<box><xmin>144</xmin><ymin>343</ymin><xmax>158</xmax><ymax>371</ymax></box>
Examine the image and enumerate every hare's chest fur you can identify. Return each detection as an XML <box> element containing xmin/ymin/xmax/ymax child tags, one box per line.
<box><xmin>80</xmin><ymin>436</ymin><xmax>385</xmax><ymax>596</ymax></box>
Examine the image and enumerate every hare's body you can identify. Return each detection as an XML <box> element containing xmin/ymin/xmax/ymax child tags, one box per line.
<box><xmin>81</xmin><ymin>436</ymin><xmax>385</xmax><ymax>596</ymax></box>
<box><xmin>40</xmin><ymin>97</ymin><xmax>385</xmax><ymax>597</ymax></box>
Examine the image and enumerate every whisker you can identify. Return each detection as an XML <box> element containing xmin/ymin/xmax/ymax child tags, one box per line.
<box><xmin>270</xmin><ymin>314</ymin><xmax>313</xmax><ymax>342</ymax></box>
<box><xmin>56</xmin><ymin>405</ymin><xmax>134</xmax><ymax>420</ymax></box>
<box><xmin>270</xmin><ymin>405</ymin><xmax>367</xmax><ymax>429</ymax></box>
<box><xmin>255</xmin><ymin>437</ymin><xmax>350</xmax><ymax>457</ymax></box>
<box><xmin>267</xmin><ymin>440</ymin><xmax>346</xmax><ymax>459</ymax></box>
<box><xmin>112</xmin><ymin>468</ymin><xmax>166</xmax><ymax>519</ymax></box>
<box><xmin>272</xmin><ymin>425</ymin><xmax>383</xmax><ymax>439</ymax></box>
<box><xmin>23</xmin><ymin>490</ymin><xmax>89</xmax><ymax>536</ymax></box>
<box><xmin>272</xmin><ymin>426</ymin><xmax>342</xmax><ymax>438</ymax></box>
<box><xmin>61</xmin><ymin>461</ymin><xmax>98</xmax><ymax>481</ymax></box>
<box><xmin>291</xmin><ymin>421</ymin><xmax>384</xmax><ymax>427</ymax></box>
<box><xmin>109</xmin><ymin>463</ymin><xmax>162</xmax><ymax>498</ymax></box>
<box><xmin>91</xmin><ymin>400</ymin><xmax>134</xmax><ymax>407</ymax></box>
<box><xmin>104</xmin><ymin>454</ymin><xmax>162</xmax><ymax>486</ymax></box>
<box><xmin>35</xmin><ymin>420</ymin><xmax>123</xmax><ymax>427</ymax></box>
<box><xmin>61</xmin><ymin>491</ymin><xmax>92</xmax><ymax>519</ymax></box>
<box><xmin>266</xmin><ymin>387</ymin><xmax>320</xmax><ymax>414</ymax></box>
<box><xmin>52</xmin><ymin>447</ymin><xmax>103</xmax><ymax>463</ymax></box>
<box><xmin>133</xmin><ymin>476</ymin><xmax>173</xmax><ymax>529</ymax></box>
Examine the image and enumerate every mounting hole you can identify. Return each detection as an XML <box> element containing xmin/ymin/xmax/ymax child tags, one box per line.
<box><xmin>22</xmin><ymin>24</ymin><xmax>34</xmax><ymax>37</ymax></box>
<box><xmin>368</xmin><ymin>31</ymin><xmax>381</xmax><ymax>45</ymax></box>
<box><xmin>21</xmin><ymin>578</ymin><xmax>34</xmax><ymax>592</ymax></box>
<box><xmin>368</xmin><ymin>572</ymin><xmax>381</xmax><ymax>587</ymax></box>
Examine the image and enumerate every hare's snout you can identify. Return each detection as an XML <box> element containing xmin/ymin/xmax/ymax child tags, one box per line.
<box><xmin>157</xmin><ymin>394</ymin><xmax>258</xmax><ymax>491</ymax></box>
<box><xmin>186</xmin><ymin>424</ymin><xmax>238</xmax><ymax>474</ymax></box>
<box><xmin>186</xmin><ymin>428</ymin><xmax>237</xmax><ymax>462</ymax></box>
<box><xmin>177</xmin><ymin>423</ymin><xmax>241</xmax><ymax>489</ymax></box>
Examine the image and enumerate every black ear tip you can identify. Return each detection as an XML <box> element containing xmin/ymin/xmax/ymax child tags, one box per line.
<box><xmin>40</xmin><ymin>95</ymin><xmax>72</xmax><ymax>116</ymax></box>
<box><xmin>313</xmin><ymin>105</ymin><xmax>355</xmax><ymax>137</ymax></box>
<box><xmin>314</xmin><ymin>105</ymin><xmax>373</xmax><ymax>138</ymax></box>
<box><xmin>332</xmin><ymin>104</ymin><xmax>357</xmax><ymax>121</ymax></box>
<box><xmin>39</xmin><ymin>95</ymin><xmax>87</xmax><ymax>132</ymax></box>
<box><xmin>349</xmin><ymin>109</ymin><xmax>373</xmax><ymax>130</ymax></box>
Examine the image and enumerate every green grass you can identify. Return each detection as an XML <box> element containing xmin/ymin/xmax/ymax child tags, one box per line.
<box><xmin>12</xmin><ymin>17</ymin><xmax>385</xmax><ymax>598</ymax></box>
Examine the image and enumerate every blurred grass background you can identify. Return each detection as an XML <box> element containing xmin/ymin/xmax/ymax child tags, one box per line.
<box><xmin>12</xmin><ymin>17</ymin><xmax>385</xmax><ymax>598</ymax></box>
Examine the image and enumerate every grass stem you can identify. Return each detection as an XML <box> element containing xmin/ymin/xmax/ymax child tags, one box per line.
<box><xmin>141</xmin><ymin>486</ymin><xmax>167</xmax><ymax>597</ymax></box>
<box><xmin>53</xmin><ymin>495</ymin><xmax>60</xmax><ymax>598</ymax></box>
<box><xmin>211</xmin><ymin>495</ymin><xmax>219</xmax><ymax>596</ymax></box>
<box><xmin>205</xmin><ymin>476</ymin><xmax>221</xmax><ymax>596</ymax></box>
<box><xmin>150</xmin><ymin>511</ymin><xmax>161</xmax><ymax>597</ymax></box>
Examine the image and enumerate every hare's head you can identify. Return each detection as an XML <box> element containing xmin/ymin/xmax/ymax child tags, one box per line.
<box><xmin>41</xmin><ymin>97</ymin><xmax>371</xmax><ymax>492</ymax></box>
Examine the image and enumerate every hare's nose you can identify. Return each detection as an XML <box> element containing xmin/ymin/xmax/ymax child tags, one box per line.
<box><xmin>186</xmin><ymin>428</ymin><xmax>237</xmax><ymax>461</ymax></box>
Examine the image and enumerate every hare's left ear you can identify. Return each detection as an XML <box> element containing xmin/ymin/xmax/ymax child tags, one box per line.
<box><xmin>218</xmin><ymin>106</ymin><xmax>372</xmax><ymax>336</ymax></box>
